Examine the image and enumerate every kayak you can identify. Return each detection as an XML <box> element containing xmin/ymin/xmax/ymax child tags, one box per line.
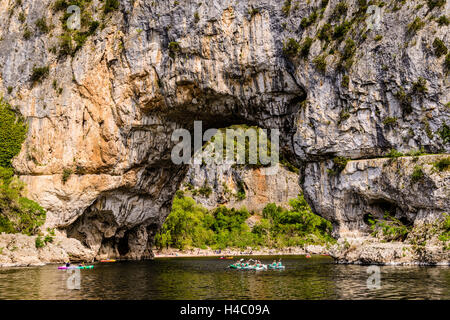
<box><xmin>268</xmin><ymin>264</ymin><xmax>285</xmax><ymax>270</ymax></box>
<box><xmin>58</xmin><ymin>265</ymin><xmax>94</xmax><ymax>270</ymax></box>
<box><xmin>219</xmin><ymin>256</ymin><xmax>234</xmax><ymax>260</ymax></box>
<box><xmin>229</xmin><ymin>264</ymin><xmax>269</xmax><ymax>271</ymax></box>
<box><xmin>100</xmin><ymin>259</ymin><xmax>116</xmax><ymax>263</ymax></box>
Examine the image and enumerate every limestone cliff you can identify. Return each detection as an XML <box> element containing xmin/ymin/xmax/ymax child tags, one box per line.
<box><xmin>0</xmin><ymin>0</ymin><xmax>448</xmax><ymax>263</ymax></box>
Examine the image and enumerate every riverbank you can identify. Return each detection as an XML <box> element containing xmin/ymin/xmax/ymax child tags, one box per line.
<box><xmin>1</xmin><ymin>231</ymin><xmax>448</xmax><ymax>267</ymax></box>
<box><xmin>153</xmin><ymin>245</ymin><xmax>331</xmax><ymax>258</ymax></box>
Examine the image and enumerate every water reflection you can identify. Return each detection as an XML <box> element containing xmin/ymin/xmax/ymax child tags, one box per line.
<box><xmin>0</xmin><ymin>256</ymin><xmax>448</xmax><ymax>300</ymax></box>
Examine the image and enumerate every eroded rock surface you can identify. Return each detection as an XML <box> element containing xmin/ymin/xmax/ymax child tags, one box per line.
<box><xmin>182</xmin><ymin>162</ymin><xmax>301</xmax><ymax>212</ymax></box>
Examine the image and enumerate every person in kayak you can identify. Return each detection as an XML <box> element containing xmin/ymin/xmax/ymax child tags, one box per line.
<box><xmin>277</xmin><ymin>259</ymin><xmax>282</xmax><ymax>267</ymax></box>
<box><xmin>271</xmin><ymin>260</ymin><xmax>277</xmax><ymax>267</ymax></box>
<box><xmin>65</xmin><ymin>260</ymin><xmax>71</xmax><ymax>267</ymax></box>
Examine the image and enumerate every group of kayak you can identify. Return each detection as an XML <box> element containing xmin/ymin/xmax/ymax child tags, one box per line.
<box><xmin>229</xmin><ymin>259</ymin><xmax>285</xmax><ymax>271</ymax></box>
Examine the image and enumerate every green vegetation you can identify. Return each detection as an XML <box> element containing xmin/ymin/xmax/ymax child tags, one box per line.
<box><xmin>341</xmin><ymin>75</ymin><xmax>349</xmax><ymax>88</ymax></box>
<box><xmin>168</xmin><ymin>41</ymin><xmax>180</xmax><ymax>58</ymax></box>
<box><xmin>438</xmin><ymin>122</ymin><xmax>449</xmax><ymax>143</ymax></box>
<box><xmin>299</xmin><ymin>37</ymin><xmax>313</xmax><ymax>58</ymax></box>
<box><xmin>445</xmin><ymin>53</ymin><xmax>450</xmax><ymax>72</ymax></box>
<box><xmin>35</xmin><ymin>235</ymin><xmax>45</xmax><ymax>248</ymax></box>
<box><xmin>0</xmin><ymin>99</ymin><xmax>46</xmax><ymax>236</ymax></box>
<box><xmin>433</xmin><ymin>157</ymin><xmax>450</xmax><ymax>171</ymax></box>
<box><xmin>383</xmin><ymin>117</ymin><xmax>397</xmax><ymax>126</ymax></box>
<box><xmin>194</xmin><ymin>11</ymin><xmax>200</xmax><ymax>23</ymax></box>
<box><xmin>374</xmin><ymin>35</ymin><xmax>383</xmax><ymax>42</ymax></box>
<box><xmin>18</xmin><ymin>12</ymin><xmax>26</xmax><ymax>24</ymax></box>
<box><xmin>282</xmin><ymin>38</ymin><xmax>300</xmax><ymax>56</ymax></box>
<box><xmin>332</xmin><ymin>20</ymin><xmax>352</xmax><ymax>41</ymax></box>
<box><xmin>411</xmin><ymin>165</ymin><xmax>425</xmax><ymax>183</ymax></box>
<box><xmin>35</xmin><ymin>17</ymin><xmax>50</xmax><ymax>34</ymax></box>
<box><xmin>235</xmin><ymin>180</ymin><xmax>246</xmax><ymax>201</ymax></box>
<box><xmin>52</xmin><ymin>0</ymin><xmax>103</xmax><ymax>57</ymax></box>
<box><xmin>438</xmin><ymin>213</ymin><xmax>450</xmax><ymax>249</ymax></box>
<box><xmin>281</xmin><ymin>0</ymin><xmax>291</xmax><ymax>16</ymax></box>
<box><xmin>62</xmin><ymin>168</ymin><xmax>72</xmax><ymax>184</ymax></box>
<box><xmin>331</xmin><ymin>1</ymin><xmax>348</xmax><ymax>21</ymax></box>
<box><xmin>301</xmin><ymin>10</ymin><xmax>318</xmax><ymax>29</ymax></box>
<box><xmin>317</xmin><ymin>23</ymin><xmax>332</xmax><ymax>42</ymax></box>
<box><xmin>395</xmin><ymin>87</ymin><xmax>413</xmax><ymax>114</ymax></box>
<box><xmin>412</xmin><ymin>77</ymin><xmax>427</xmax><ymax>95</ymax></box>
<box><xmin>205</xmin><ymin>125</ymin><xmax>277</xmax><ymax>169</ymax></box>
<box><xmin>433</xmin><ymin>38</ymin><xmax>448</xmax><ymax>57</ymax></box>
<box><xmin>367</xmin><ymin>212</ymin><xmax>410</xmax><ymax>242</ymax></box>
<box><xmin>407</xmin><ymin>17</ymin><xmax>425</xmax><ymax>35</ymax></box>
<box><xmin>248</xmin><ymin>7</ymin><xmax>260</xmax><ymax>18</ymax></box>
<box><xmin>0</xmin><ymin>99</ymin><xmax>27</xmax><ymax>167</ymax></box>
<box><xmin>338</xmin><ymin>38</ymin><xmax>355</xmax><ymax>71</ymax></box>
<box><xmin>102</xmin><ymin>0</ymin><xmax>120</xmax><ymax>14</ymax></box>
<box><xmin>386</xmin><ymin>148</ymin><xmax>404</xmax><ymax>158</ymax></box>
<box><xmin>154</xmin><ymin>193</ymin><xmax>335</xmax><ymax>250</ymax></box>
<box><xmin>427</xmin><ymin>0</ymin><xmax>446</xmax><ymax>10</ymax></box>
<box><xmin>23</xmin><ymin>26</ymin><xmax>32</xmax><ymax>40</ymax></box>
<box><xmin>313</xmin><ymin>55</ymin><xmax>327</xmax><ymax>73</ymax></box>
<box><xmin>30</xmin><ymin>66</ymin><xmax>49</xmax><ymax>83</ymax></box>
<box><xmin>327</xmin><ymin>156</ymin><xmax>349</xmax><ymax>176</ymax></box>
<box><xmin>437</xmin><ymin>15</ymin><xmax>449</xmax><ymax>26</ymax></box>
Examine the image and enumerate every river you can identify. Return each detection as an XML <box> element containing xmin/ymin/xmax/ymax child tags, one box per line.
<box><xmin>0</xmin><ymin>255</ymin><xmax>448</xmax><ymax>299</ymax></box>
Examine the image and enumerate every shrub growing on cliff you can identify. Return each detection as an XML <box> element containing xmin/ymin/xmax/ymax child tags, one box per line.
<box><xmin>412</xmin><ymin>77</ymin><xmax>428</xmax><ymax>95</ymax></box>
<box><xmin>433</xmin><ymin>38</ymin><xmax>448</xmax><ymax>57</ymax></box>
<box><xmin>281</xmin><ymin>0</ymin><xmax>291</xmax><ymax>16</ymax></box>
<box><xmin>386</xmin><ymin>148</ymin><xmax>404</xmax><ymax>158</ymax></box>
<box><xmin>395</xmin><ymin>87</ymin><xmax>413</xmax><ymax>114</ymax></box>
<box><xmin>445</xmin><ymin>53</ymin><xmax>450</xmax><ymax>72</ymax></box>
<box><xmin>438</xmin><ymin>122</ymin><xmax>450</xmax><ymax>143</ymax></box>
<box><xmin>30</xmin><ymin>66</ymin><xmax>50</xmax><ymax>84</ymax></box>
<box><xmin>282</xmin><ymin>38</ymin><xmax>300</xmax><ymax>56</ymax></box>
<box><xmin>437</xmin><ymin>15</ymin><xmax>449</xmax><ymax>26</ymax></box>
<box><xmin>0</xmin><ymin>99</ymin><xmax>27</xmax><ymax>168</ymax></box>
<box><xmin>313</xmin><ymin>55</ymin><xmax>327</xmax><ymax>73</ymax></box>
<box><xmin>369</xmin><ymin>212</ymin><xmax>411</xmax><ymax>242</ymax></box>
<box><xmin>168</xmin><ymin>41</ymin><xmax>180</xmax><ymax>58</ymax></box>
<box><xmin>331</xmin><ymin>1</ymin><xmax>348</xmax><ymax>21</ymax></box>
<box><xmin>433</xmin><ymin>157</ymin><xmax>450</xmax><ymax>171</ymax></box>
<box><xmin>427</xmin><ymin>0</ymin><xmax>446</xmax><ymax>10</ymax></box>
<box><xmin>327</xmin><ymin>156</ymin><xmax>349</xmax><ymax>176</ymax></box>
<box><xmin>407</xmin><ymin>17</ymin><xmax>425</xmax><ymax>35</ymax></box>
<box><xmin>0</xmin><ymin>99</ymin><xmax>46</xmax><ymax>236</ymax></box>
<box><xmin>103</xmin><ymin>0</ymin><xmax>120</xmax><ymax>15</ymax></box>
<box><xmin>299</xmin><ymin>37</ymin><xmax>313</xmax><ymax>58</ymax></box>
<box><xmin>411</xmin><ymin>165</ymin><xmax>425</xmax><ymax>183</ymax></box>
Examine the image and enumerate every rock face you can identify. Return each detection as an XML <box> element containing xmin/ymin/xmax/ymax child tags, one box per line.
<box><xmin>0</xmin><ymin>0</ymin><xmax>448</xmax><ymax>262</ymax></box>
<box><xmin>182</xmin><ymin>161</ymin><xmax>301</xmax><ymax>212</ymax></box>
<box><xmin>0</xmin><ymin>231</ymin><xmax>94</xmax><ymax>267</ymax></box>
<box><xmin>304</xmin><ymin>155</ymin><xmax>450</xmax><ymax>238</ymax></box>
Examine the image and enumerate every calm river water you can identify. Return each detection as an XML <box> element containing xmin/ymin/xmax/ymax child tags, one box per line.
<box><xmin>0</xmin><ymin>255</ymin><xmax>449</xmax><ymax>299</ymax></box>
